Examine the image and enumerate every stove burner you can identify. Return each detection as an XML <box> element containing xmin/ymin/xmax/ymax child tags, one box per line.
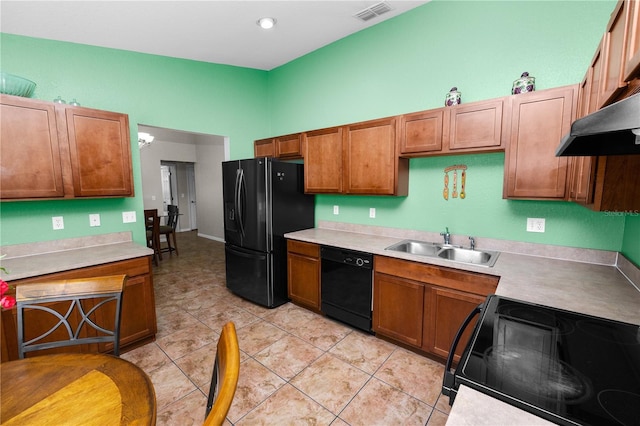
<box><xmin>576</xmin><ymin>320</ymin><xmax>640</xmax><ymax>346</ymax></box>
<box><xmin>483</xmin><ymin>345</ymin><xmax>592</xmax><ymax>404</ymax></box>
<box><xmin>497</xmin><ymin>303</ymin><xmax>575</xmax><ymax>335</ymax></box>
<box><xmin>597</xmin><ymin>390</ymin><xmax>640</xmax><ymax>426</ymax></box>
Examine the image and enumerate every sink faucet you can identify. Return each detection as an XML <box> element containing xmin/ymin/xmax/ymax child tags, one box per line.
<box><xmin>440</xmin><ymin>227</ymin><xmax>451</xmax><ymax>245</ymax></box>
<box><xmin>469</xmin><ymin>236</ymin><xmax>475</xmax><ymax>250</ymax></box>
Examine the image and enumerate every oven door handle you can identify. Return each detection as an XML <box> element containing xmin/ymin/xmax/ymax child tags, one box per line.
<box><xmin>442</xmin><ymin>301</ymin><xmax>484</xmax><ymax>397</ymax></box>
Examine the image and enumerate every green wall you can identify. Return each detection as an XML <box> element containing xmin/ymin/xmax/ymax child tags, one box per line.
<box><xmin>1</xmin><ymin>1</ymin><xmax>638</xmax><ymax>266</ymax></box>
<box><xmin>267</xmin><ymin>0</ymin><xmax>634</xmax><ymax>257</ymax></box>
<box><xmin>0</xmin><ymin>34</ymin><xmax>269</xmax><ymax>246</ymax></box>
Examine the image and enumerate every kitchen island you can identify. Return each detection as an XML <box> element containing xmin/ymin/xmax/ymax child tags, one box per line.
<box><xmin>285</xmin><ymin>221</ymin><xmax>640</xmax><ymax>426</ymax></box>
<box><xmin>0</xmin><ymin>232</ymin><xmax>157</xmax><ymax>362</ymax></box>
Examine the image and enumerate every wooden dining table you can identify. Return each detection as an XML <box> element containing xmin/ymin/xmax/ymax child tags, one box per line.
<box><xmin>1</xmin><ymin>353</ymin><xmax>156</xmax><ymax>425</ymax></box>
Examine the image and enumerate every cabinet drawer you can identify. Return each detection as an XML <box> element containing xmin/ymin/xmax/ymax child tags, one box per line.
<box><xmin>287</xmin><ymin>240</ymin><xmax>319</xmax><ymax>258</ymax></box>
<box><xmin>374</xmin><ymin>255</ymin><xmax>498</xmax><ymax>296</ymax></box>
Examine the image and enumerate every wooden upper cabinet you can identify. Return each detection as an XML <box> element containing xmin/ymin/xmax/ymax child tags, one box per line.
<box><xmin>399</xmin><ymin>109</ymin><xmax>444</xmax><ymax>154</ymax></box>
<box><xmin>64</xmin><ymin>106</ymin><xmax>133</xmax><ymax>197</ymax></box>
<box><xmin>0</xmin><ymin>95</ymin><xmax>65</xmax><ymax>199</ymax></box>
<box><xmin>448</xmin><ymin>98</ymin><xmax>506</xmax><ymax>152</ymax></box>
<box><xmin>588</xmin><ymin>38</ymin><xmax>606</xmax><ymax>113</ymax></box>
<box><xmin>275</xmin><ymin>133</ymin><xmax>302</xmax><ymax>159</ymax></box>
<box><xmin>254</xmin><ymin>138</ymin><xmax>275</xmax><ymax>157</ymax></box>
<box><xmin>303</xmin><ymin>127</ymin><xmax>343</xmax><ymax>193</ymax></box>
<box><xmin>1</xmin><ymin>95</ymin><xmax>134</xmax><ymax>200</ymax></box>
<box><xmin>599</xmin><ymin>0</ymin><xmax>632</xmax><ymax>108</ymax></box>
<box><xmin>399</xmin><ymin>98</ymin><xmax>506</xmax><ymax>157</ymax></box>
<box><xmin>504</xmin><ymin>85</ymin><xmax>577</xmax><ymax>200</ymax></box>
<box><xmin>624</xmin><ymin>0</ymin><xmax>640</xmax><ymax>81</ymax></box>
<box><xmin>344</xmin><ymin>117</ymin><xmax>409</xmax><ymax>195</ymax></box>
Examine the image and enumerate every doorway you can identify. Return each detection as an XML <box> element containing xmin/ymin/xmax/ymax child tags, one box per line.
<box><xmin>161</xmin><ymin>161</ymin><xmax>197</xmax><ymax>231</ymax></box>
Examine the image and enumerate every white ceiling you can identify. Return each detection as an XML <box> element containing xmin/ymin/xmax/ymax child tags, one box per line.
<box><xmin>1</xmin><ymin>1</ymin><xmax>429</xmax><ymax>71</ymax></box>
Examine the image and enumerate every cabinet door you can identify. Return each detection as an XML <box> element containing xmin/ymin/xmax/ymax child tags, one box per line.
<box><xmin>65</xmin><ymin>107</ymin><xmax>133</xmax><ymax>197</ymax></box>
<box><xmin>399</xmin><ymin>109</ymin><xmax>444</xmax><ymax>155</ymax></box>
<box><xmin>303</xmin><ymin>127</ymin><xmax>343</xmax><ymax>193</ymax></box>
<box><xmin>504</xmin><ymin>85</ymin><xmax>576</xmax><ymax>200</ymax></box>
<box><xmin>287</xmin><ymin>241</ymin><xmax>321</xmax><ymax>310</ymax></box>
<box><xmin>427</xmin><ymin>287</ymin><xmax>484</xmax><ymax>362</ymax></box>
<box><xmin>276</xmin><ymin>133</ymin><xmax>302</xmax><ymax>159</ymax></box>
<box><xmin>568</xmin><ymin>72</ymin><xmax>596</xmax><ymax>204</ymax></box>
<box><xmin>624</xmin><ymin>0</ymin><xmax>640</xmax><ymax>81</ymax></box>
<box><xmin>344</xmin><ymin>117</ymin><xmax>407</xmax><ymax>195</ymax></box>
<box><xmin>600</xmin><ymin>0</ymin><xmax>631</xmax><ymax>107</ymax></box>
<box><xmin>448</xmin><ymin>99</ymin><xmax>506</xmax><ymax>152</ymax></box>
<box><xmin>372</xmin><ymin>272</ymin><xmax>424</xmax><ymax>347</ymax></box>
<box><xmin>0</xmin><ymin>95</ymin><xmax>65</xmax><ymax>199</ymax></box>
<box><xmin>254</xmin><ymin>138</ymin><xmax>275</xmax><ymax>157</ymax></box>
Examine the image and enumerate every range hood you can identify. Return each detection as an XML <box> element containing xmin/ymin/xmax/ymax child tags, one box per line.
<box><xmin>556</xmin><ymin>92</ymin><xmax>640</xmax><ymax>156</ymax></box>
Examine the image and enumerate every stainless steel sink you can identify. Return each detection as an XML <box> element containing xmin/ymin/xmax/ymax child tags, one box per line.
<box><xmin>437</xmin><ymin>247</ymin><xmax>499</xmax><ymax>267</ymax></box>
<box><xmin>385</xmin><ymin>240</ymin><xmax>443</xmax><ymax>256</ymax></box>
<box><xmin>385</xmin><ymin>239</ymin><xmax>499</xmax><ymax>267</ymax></box>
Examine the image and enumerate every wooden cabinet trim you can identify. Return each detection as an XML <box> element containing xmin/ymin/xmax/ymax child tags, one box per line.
<box><xmin>624</xmin><ymin>0</ymin><xmax>640</xmax><ymax>81</ymax></box>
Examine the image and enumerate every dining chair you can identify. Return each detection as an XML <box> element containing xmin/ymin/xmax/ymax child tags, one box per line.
<box><xmin>144</xmin><ymin>208</ymin><xmax>162</xmax><ymax>265</ymax></box>
<box><xmin>16</xmin><ymin>275</ymin><xmax>126</xmax><ymax>359</ymax></box>
<box><xmin>159</xmin><ymin>204</ymin><xmax>179</xmax><ymax>256</ymax></box>
<box><xmin>204</xmin><ymin>322</ymin><xmax>240</xmax><ymax>426</ymax></box>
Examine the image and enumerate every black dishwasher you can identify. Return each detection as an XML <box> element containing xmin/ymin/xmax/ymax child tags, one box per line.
<box><xmin>320</xmin><ymin>246</ymin><xmax>373</xmax><ymax>333</ymax></box>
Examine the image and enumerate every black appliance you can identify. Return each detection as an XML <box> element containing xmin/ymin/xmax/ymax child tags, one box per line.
<box><xmin>222</xmin><ymin>158</ymin><xmax>314</xmax><ymax>308</ymax></box>
<box><xmin>556</xmin><ymin>92</ymin><xmax>640</xmax><ymax>156</ymax></box>
<box><xmin>320</xmin><ymin>246</ymin><xmax>373</xmax><ymax>333</ymax></box>
<box><xmin>443</xmin><ymin>295</ymin><xmax>640</xmax><ymax>426</ymax></box>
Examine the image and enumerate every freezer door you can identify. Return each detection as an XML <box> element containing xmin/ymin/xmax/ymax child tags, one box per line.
<box><xmin>225</xmin><ymin>244</ymin><xmax>273</xmax><ymax>307</ymax></box>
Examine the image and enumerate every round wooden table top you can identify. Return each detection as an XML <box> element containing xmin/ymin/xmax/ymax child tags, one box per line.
<box><xmin>1</xmin><ymin>353</ymin><xmax>156</xmax><ymax>425</ymax></box>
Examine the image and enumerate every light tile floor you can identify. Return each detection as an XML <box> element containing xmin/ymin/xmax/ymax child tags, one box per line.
<box><xmin>122</xmin><ymin>231</ymin><xmax>451</xmax><ymax>425</ymax></box>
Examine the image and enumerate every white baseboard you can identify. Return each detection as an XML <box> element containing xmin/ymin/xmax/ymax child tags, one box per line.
<box><xmin>197</xmin><ymin>233</ymin><xmax>225</xmax><ymax>243</ymax></box>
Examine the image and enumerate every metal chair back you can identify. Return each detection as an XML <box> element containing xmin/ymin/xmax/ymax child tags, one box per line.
<box><xmin>16</xmin><ymin>275</ymin><xmax>126</xmax><ymax>359</ymax></box>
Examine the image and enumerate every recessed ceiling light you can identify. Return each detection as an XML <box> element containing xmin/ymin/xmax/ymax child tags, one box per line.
<box><xmin>257</xmin><ymin>17</ymin><xmax>276</xmax><ymax>29</ymax></box>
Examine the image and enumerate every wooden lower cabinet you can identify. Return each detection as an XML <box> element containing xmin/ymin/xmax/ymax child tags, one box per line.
<box><xmin>373</xmin><ymin>255</ymin><xmax>498</xmax><ymax>362</ymax></box>
<box><xmin>287</xmin><ymin>240</ymin><xmax>321</xmax><ymax>311</ymax></box>
<box><xmin>0</xmin><ymin>256</ymin><xmax>156</xmax><ymax>362</ymax></box>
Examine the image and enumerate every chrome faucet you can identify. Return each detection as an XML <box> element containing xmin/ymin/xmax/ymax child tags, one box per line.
<box><xmin>469</xmin><ymin>236</ymin><xmax>475</xmax><ymax>250</ymax></box>
<box><xmin>440</xmin><ymin>227</ymin><xmax>451</xmax><ymax>245</ymax></box>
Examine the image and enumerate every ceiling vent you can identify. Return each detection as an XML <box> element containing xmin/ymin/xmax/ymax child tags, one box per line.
<box><xmin>354</xmin><ymin>2</ymin><xmax>393</xmax><ymax>22</ymax></box>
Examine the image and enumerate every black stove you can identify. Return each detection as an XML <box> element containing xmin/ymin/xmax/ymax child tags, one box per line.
<box><xmin>443</xmin><ymin>295</ymin><xmax>640</xmax><ymax>426</ymax></box>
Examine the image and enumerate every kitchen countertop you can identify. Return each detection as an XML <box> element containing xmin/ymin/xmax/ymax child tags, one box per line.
<box><xmin>0</xmin><ymin>232</ymin><xmax>153</xmax><ymax>281</ymax></box>
<box><xmin>284</xmin><ymin>222</ymin><xmax>640</xmax><ymax>426</ymax></box>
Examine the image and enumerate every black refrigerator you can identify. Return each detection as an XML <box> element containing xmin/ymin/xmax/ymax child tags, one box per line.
<box><xmin>222</xmin><ymin>158</ymin><xmax>315</xmax><ymax>308</ymax></box>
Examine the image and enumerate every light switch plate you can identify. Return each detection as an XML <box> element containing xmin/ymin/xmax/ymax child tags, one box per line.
<box><xmin>122</xmin><ymin>211</ymin><xmax>136</xmax><ymax>223</ymax></box>
<box><xmin>333</xmin><ymin>205</ymin><xmax>339</xmax><ymax>215</ymax></box>
<box><xmin>89</xmin><ymin>214</ymin><xmax>101</xmax><ymax>227</ymax></box>
<box><xmin>527</xmin><ymin>218</ymin><xmax>545</xmax><ymax>233</ymax></box>
<box><xmin>369</xmin><ymin>208</ymin><xmax>376</xmax><ymax>218</ymax></box>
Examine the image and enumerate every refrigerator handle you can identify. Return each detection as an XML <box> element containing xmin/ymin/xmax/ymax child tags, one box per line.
<box><xmin>236</xmin><ymin>168</ymin><xmax>246</xmax><ymax>238</ymax></box>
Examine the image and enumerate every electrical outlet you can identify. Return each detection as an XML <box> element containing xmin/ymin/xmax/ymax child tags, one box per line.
<box><xmin>333</xmin><ymin>205</ymin><xmax>339</xmax><ymax>215</ymax></box>
<box><xmin>369</xmin><ymin>208</ymin><xmax>376</xmax><ymax>218</ymax></box>
<box><xmin>52</xmin><ymin>216</ymin><xmax>64</xmax><ymax>230</ymax></box>
<box><xmin>527</xmin><ymin>218</ymin><xmax>545</xmax><ymax>233</ymax></box>
<box><xmin>89</xmin><ymin>214</ymin><xmax>101</xmax><ymax>227</ymax></box>
<box><xmin>122</xmin><ymin>211</ymin><xmax>137</xmax><ymax>223</ymax></box>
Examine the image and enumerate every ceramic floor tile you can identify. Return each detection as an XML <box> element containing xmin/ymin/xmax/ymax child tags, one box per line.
<box><xmin>149</xmin><ymin>362</ymin><xmax>198</xmax><ymax>411</ymax></box>
<box><xmin>329</xmin><ymin>329</ymin><xmax>396</xmax><ymax>374</ymax></box>
<box><xmin>235</xmin><ymin>384</ymin><xmax>336</xmax><ymax>425</ymax></box>
<box><xmin>339</xmin><ymin>377</ymin><xmax>432</xmax><ymax>426</ymax></box>
<box><xmin>130</xmin><ymin>232</ymin><xmax>448</xmax><ymax>425</ymax></box>
<box><xmin>227</xmin><ymin>358</ymin><xmax>287</xmax><ymax>423</ymax></box>
<box><xmin>235</xmin><ymin>321</ymin><xmax>288</xmax><ymax>356</ymax></box>
<box><xmin>374</xmin><ymin>348</ymin><xmax>445</xmax><ymax>406</ymax></box>
<box><xmin>156</xmin><ymin>389</ymin><xmax>207</xmax><ymax>426</ymax></box>
<box><xmin>120</xmin><ymin>342</ymin><xmax>172</xmax><ymax>374</ymax></box>
<box><xmin>174</xmin><ymin>342</ymin><xmax>217</xmax><ymax>387</ymax></box>
<box><xmin>156</xmin><ymin>322</ymin><xmax>218</xmax><ymax>360</ymax></box>
<box><xmin>254</xmin><ymin>334</ymin><xmax>324</xmax><ymax>381</ymax></box>
<box><xmin>290</xmin><ymin>353</ymin><xmax>370</xmax><ymax>415</ymax></box>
